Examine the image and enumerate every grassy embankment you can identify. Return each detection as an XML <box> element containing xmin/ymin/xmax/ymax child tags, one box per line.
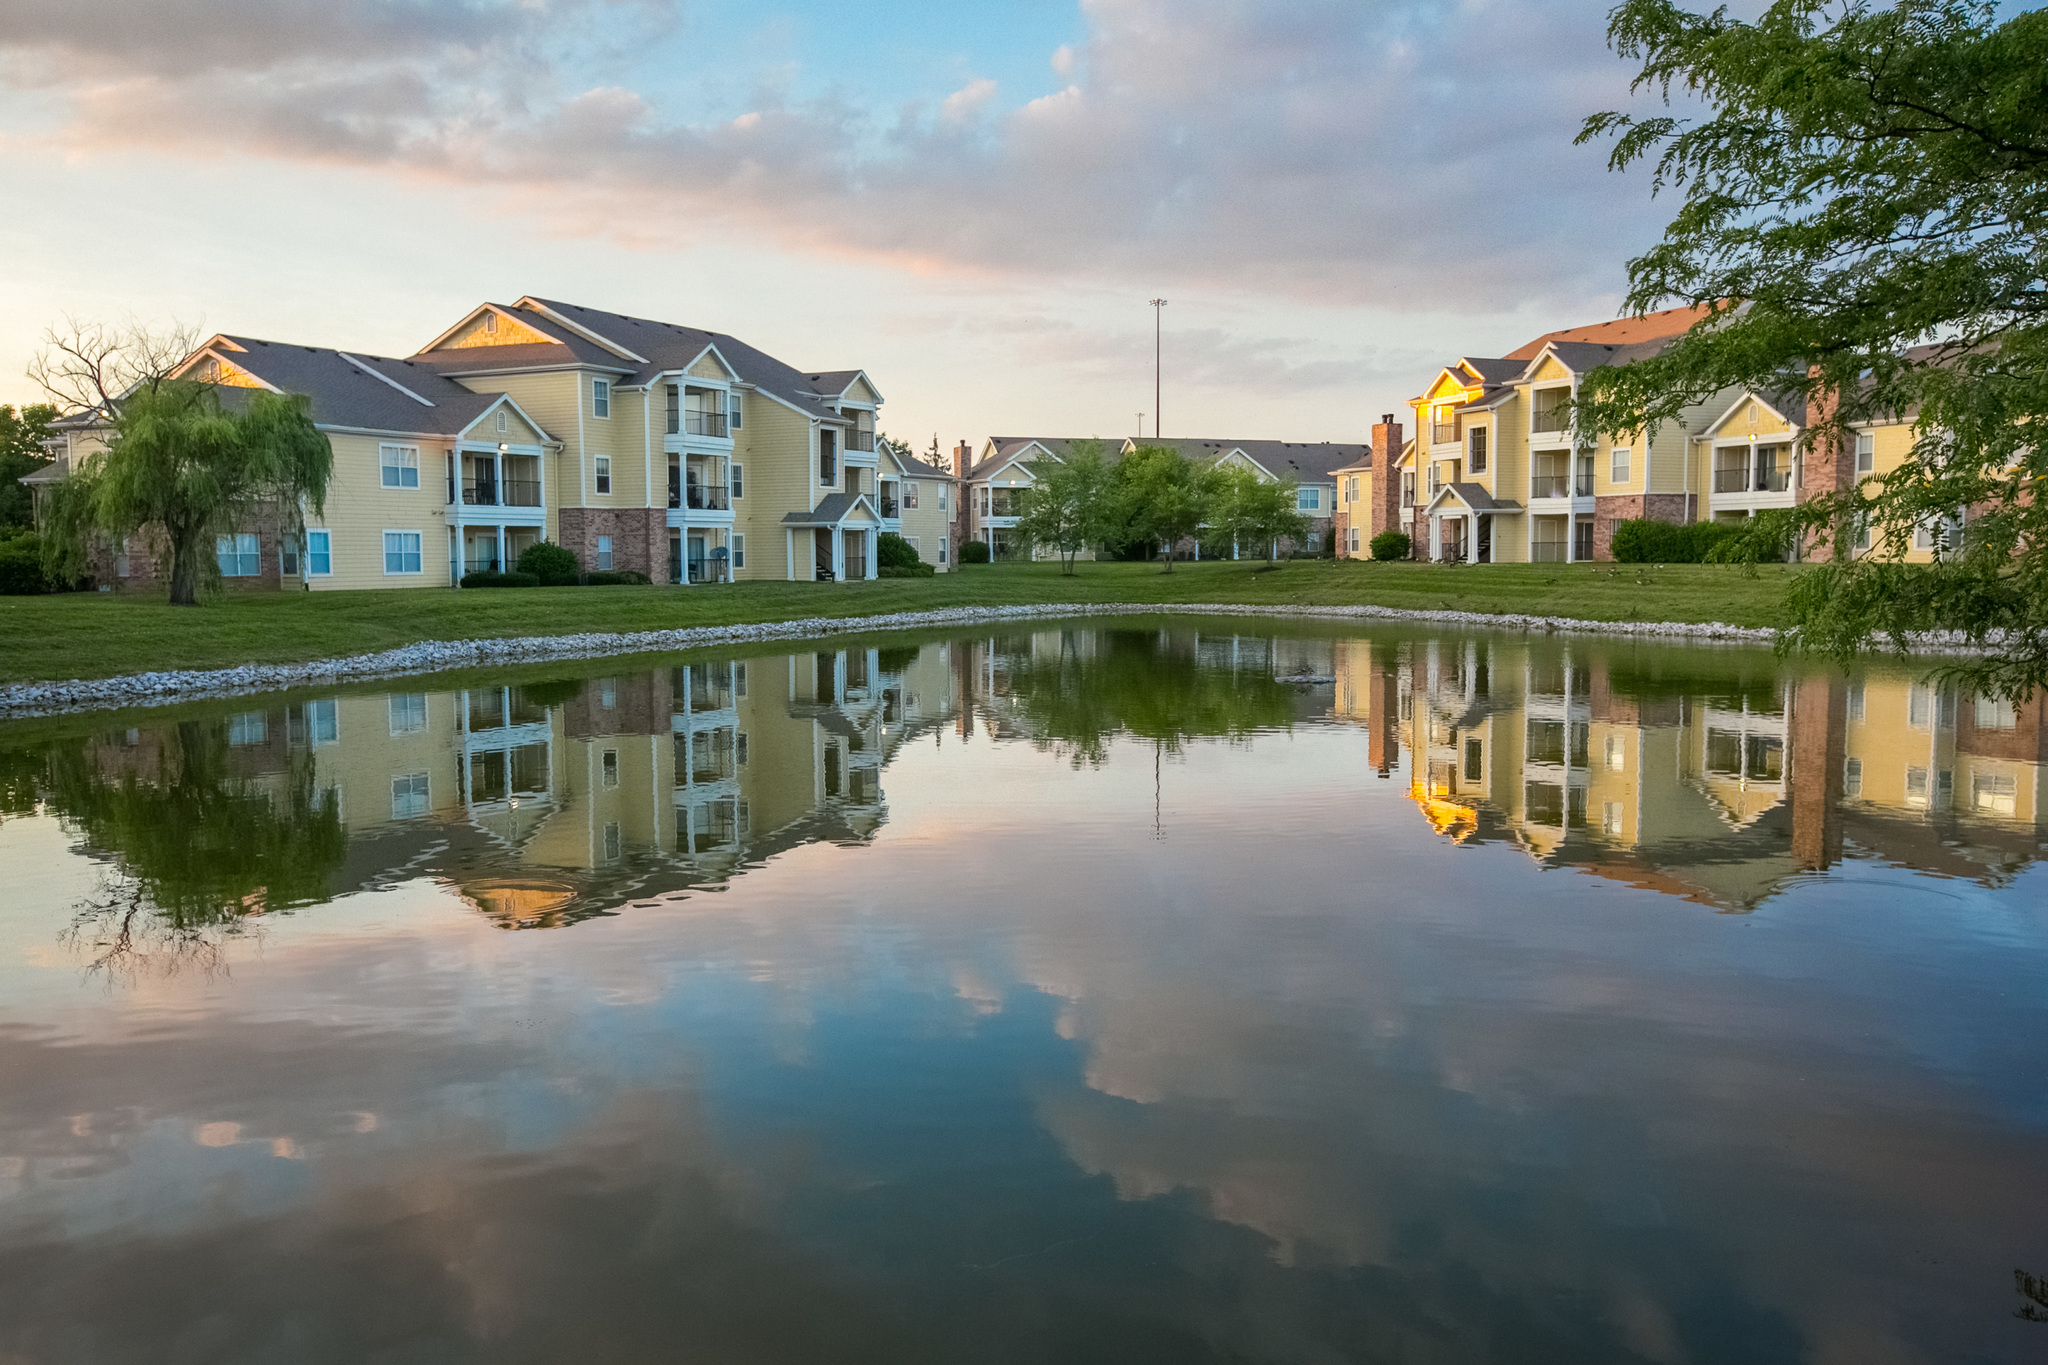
<box><xmin>0</xmin><ymin>560</ymin><xmax>1797</xmax><ymax>685</ymax></box>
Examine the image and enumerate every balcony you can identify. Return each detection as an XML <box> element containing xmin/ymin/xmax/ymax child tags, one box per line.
<box><xmin>1531</xmin><ymin>406</ymin><xmax>1572</xmax><ymax>435</ymax></box>
<box><xmin>880</xmin><ymin>495</ymin><xmax>899</xmax><ymax>519</ymax></box>
<box><xmin>847</xmin><ymin>430</ymin><xmax>876</xmax><ymax>453</ymax></box>
<box><xmin>1530</xmin><ymin>474</ymin><xmax>1570</xmax><ymax>500</ymax></box>
<box><xmin>462</xmin><ymin>481</ymin><xmax>499</xmax><ymax>506</ymax></box>
<box><xmin>1713</xmin><ymin>467</ymin><xmax>1749</xmax><ymax>493</ymax></box>
<box><xmin>1532</xmin><ymin>540</ymin><xmax>1568</xmax><ymax>562</ymax></box>
<box><xmin>1431</xmin><ymin>422</ymin><xmax>1460</xmax><ymax>445</ymax></box>
<box><xmin>684</xmin><ymin>411</ymin><xmax>729</xmax><ymax>438</ymax></box>
<box><xmin>689</xmin><ymin>484</ymin><xmax>730</xmax><ymax>511</ymax></box>
<box><xmin>503</xmin><ymin>479</ymin><xmax>542</xmax><ymax>508</ymax></box>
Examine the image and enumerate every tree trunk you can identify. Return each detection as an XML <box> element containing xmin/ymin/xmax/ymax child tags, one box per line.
<box><xmin>166</xmin><ymin>525</ymin><xmax>204</xmax><ymax>606</ymax></box>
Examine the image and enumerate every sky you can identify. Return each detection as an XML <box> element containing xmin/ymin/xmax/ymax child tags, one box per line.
<box><xmin>0</xmin><ymin>0</ymin><xmax>1699</xmax><ymax>450</ymax></box>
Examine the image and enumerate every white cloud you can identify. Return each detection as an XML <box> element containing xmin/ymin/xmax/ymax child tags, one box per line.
<box><xmin>938</xmin><ymin>78</ymin><xmax>998</xmax><ymax>125</ymax></box>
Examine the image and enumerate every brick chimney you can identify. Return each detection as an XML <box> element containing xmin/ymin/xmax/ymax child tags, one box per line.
<box><xmin>1800</xmin><ymin>365</ymin><xmax>1853</xmax><ymax>562</ymax></box>
<box><xmin>954</xmin><ymin>440</ymin><xmax>973</xmax><ymax>478</ymax></box>
<box><xmin>1369</xmin><ymin>413</ymin><xmax>1403</xmax><ymax>537</ymax></box>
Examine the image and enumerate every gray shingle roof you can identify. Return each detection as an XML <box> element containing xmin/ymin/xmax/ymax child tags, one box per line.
<box><xmin>966</xmin><ymin>436</ymin><xmax>1099</xmax><ymax>481</ymax></box>
<box><xmin>209</xmin><ymin>337</ymin><xmax>523</xmax><ymax>438</ymax></box>
<box><xmin>1133</xmin><ymin>438</ymin><xmax>1364</xmax><ymax>482</ymax></box>
<box><xmin>780</xmin><ymin>491</ymin><xmax>876</xmax><ymax>525</ymax></box>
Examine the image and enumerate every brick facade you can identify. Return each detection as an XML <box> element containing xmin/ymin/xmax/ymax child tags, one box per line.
<box><xmin>1369</xmin><ymin>416</ymin><xmax>1402</xmax><ymax>540</ymax></box>
<box><xmin>556</xmin><ymin>508</ymin><xmax>668</xmax><ymax>581</ymax></box>
<box><xmin>1592</xmin><ymin>493</ymin><xmax>1691</xmax><ymax>561</ymax></box>
<box><xmin>562</xmin><ymin>669</ymin><xmax>675</xmax><ymax>740</ymax></box>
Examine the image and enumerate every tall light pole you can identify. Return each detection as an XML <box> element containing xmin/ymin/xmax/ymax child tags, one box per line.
<box><xmin>1149</xmin><ymin>298</ymin><xmax>1167</xmax><ymax>439</ymax></box>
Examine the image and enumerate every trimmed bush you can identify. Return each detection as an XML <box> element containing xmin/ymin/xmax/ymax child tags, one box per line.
<box><xmin>0</xmin><ymin>533</ymin><xmax>49</xmax><ymax>595</ymax></box>
<box><xmin>1610</xmin><ymin>518</ymin><xmax>1743</xmax><ymax>564</ymax></box>
<box><xmin>581</xmin><ymin>570</ymin><xmax>651</xmax><ymax>586</ymax></box>
<box><xmin>879</xmin><ymin>562</ymin><xmax>935</xmax><ymax>578</ymax></box>
<box><xmin>877</xmin><ymin>531</ymin><xmax>923</xmax><ymax>570</ymax></box>
<box><xmin>959</xmin><ymin>540</ymin><xmax>992</xmax><ymax>564</ymax></box>
<box><xmin>1369</xmin><ymin>530</ymin><xmax>1412</xmax><ymax>561</ymax></box>
<box><xmin>517</xmin><ymin>540</ymin><xmax>580</xmax><ymax>586</ymax></box>
<box><xmin>461</xmin><ymin>570</ymin><xmax>540</xmax><ymax>589</ymax></box>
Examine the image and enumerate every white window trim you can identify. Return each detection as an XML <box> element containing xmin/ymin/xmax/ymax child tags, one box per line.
<box><xmin>305</xmin><ymin>529</ymin><xmax>333</xmax><ymax>576</ymax></box>
<box><xmin>1611</xmin><ymin>446</ymin><xmax>1632</xmax><ymax>485</ymax></box>
<box><xmin>388</xmin><ymin>694</ymin><xmax>429</xmax><ymax>737</ymax></box>
<box><xmin>1855</xmin><ymin>431</ymin><xmax>1875</xmax><ymax>474</ymax></box>
<box><xmin>592</xmin><ymin>378</ymin><xmax>611</xmax><ymax>420</ymax></box>
<box><xmin>217</xmin><ymin>532</ymin><xmax>262</xmax><ymax>578</ymax></box>
<box><xmin>727</xmin><ymin>391</ymin><xmax>743</xmax><ymax>429</ymax></box>
<box><xmin>382</xmin><ymin>529</ymin><xmax>425</xmax><ymax>576</ymax></box>
<box><xmin>380</xmin><ymin>442</ymin><xmax>422</xmax><ymax>489</ymax></box>
<box><xmin>730</xmin><ymin>462</ymin><xmax>743</xmax><ymax>500</ymax></box>
<box><xmin>596</xmin><ymin>534</ymin><xmax>615</xmax><ymax>571</ymax></box>
<box><xmin>731</xmin><ymin>533</ymin><xmax>746</xmax><ymax>570</ymax></box>
<box><xmin>594</xmin><ymin>454</ymin><xmax>612</xmax><ymax>495</ymax></box>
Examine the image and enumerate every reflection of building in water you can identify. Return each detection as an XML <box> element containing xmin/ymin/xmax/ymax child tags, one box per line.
<box><xmin>1343</xmin><ymin>636</ymin><xmax>2046</xmax><ymax>908</ymax></box>
<box><xmin>59</xmin><ymin>644</ymin><xmax>961</xmax><ymax>927</ymax></box>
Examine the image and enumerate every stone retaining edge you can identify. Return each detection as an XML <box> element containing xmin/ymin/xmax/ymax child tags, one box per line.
<box><xmin>0</xmin><ymin>601</ymin><xmax>1975</xmax><ymax>720</ymax></box>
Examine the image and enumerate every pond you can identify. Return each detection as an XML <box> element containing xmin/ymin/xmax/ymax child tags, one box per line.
<box><xmin>0</xmin><ymin>621</ymin><xmax>2045</xmax><ymax>1364</ymax></box>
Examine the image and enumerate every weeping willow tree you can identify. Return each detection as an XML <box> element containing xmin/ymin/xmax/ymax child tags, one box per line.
<box><xmin>40</xmin><ymin>382</ymin><xmax>331</xmax><ymax>605</ymax></box>
<box><xmin>1576</xmin><ymin>0</ymin><xmax>2048</xmax><ymax>697</ymax></box>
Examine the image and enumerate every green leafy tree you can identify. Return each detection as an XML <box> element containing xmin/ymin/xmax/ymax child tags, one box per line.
<box><xmin>1115</xmin><ymin>444</ymin><xmax>1211</xmax><ymax>572</ymax></box>
<box><xmin>1577</xmin><ymin>0</ymin><xmax>2048</xmax><ymax>697</ymax></box>
<box><xmin>41</xmin><ymin>382</ymin><xmax>331</xmax><ymax>605</ymax></box>
<box><xmin>1014</xmin><ymin>439</ymin><xmax>1115</xmax><ymax>574</ymax></box>
<box><xmin>1206</xmin><ymin>464</ymin><xmax>1310</xmax><ymax>561</ymax></box>
<box><xmin>0</xmin><ymin>403</ymin><xmax>58</xmax><ymax>531</ymax></box>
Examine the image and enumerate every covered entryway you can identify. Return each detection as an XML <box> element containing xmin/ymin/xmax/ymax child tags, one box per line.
<box><xmin>784</xmin><ymin>491</ymin><xmax>882</xmax><ymax>582</ymax></box>
<box><xmin>1425</xmin><ymin>483</ymin><xmax>1523</xmax><ymax>564</ymax></box>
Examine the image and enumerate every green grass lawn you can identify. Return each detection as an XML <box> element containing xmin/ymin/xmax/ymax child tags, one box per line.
<box><xmin>0</xmin><ymin>560</ymin><xmax>1798</xmax><ymax>685</ymax></box>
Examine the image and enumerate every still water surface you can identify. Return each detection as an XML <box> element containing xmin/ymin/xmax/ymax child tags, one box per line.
<box><xmin>1</xmin><ymin>622</ymin><xmax>2045</xmax><ymax>1364</ymax></box>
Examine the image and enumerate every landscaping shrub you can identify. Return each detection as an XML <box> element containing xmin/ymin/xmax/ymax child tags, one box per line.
<box><xmin>516</xmin><ymin>540</ymin><xmax>580</xmax><ymax>586</ymax></box>
<box><xmin>1369</xmin><ymin>530</ymin><xmax>1411</xmax><ymax>561</ymax></box>
<box><xmin>878</xmin><ymin>563</ymin><xmax>935</xmax><ymax>578</ymax></box>
<box><xmin>0</xmin><ymin>533</ymin><xmax>49</xmax><ymax>595</ymax></box>
<box><xmin>1610</xmin><ymin>518</ymin><xmax>1743</xmax><ymax>564</ymax></box>
<box><xmin>461</xmin><ymin>570</ymin><xmax>539</xmax><ymax>589</ymax></box>
<box><xmin>959</xmin><ymin>540</ymin><xmax>992</xmax><ymax>564</ymax></box>
<box><xmin>877</xmin><ymin>532</ymin><xmax>923</xmax><ymax>571</ymax></box>
<box><xmin>580</xmin><ymin>570</ymin><xmax>651</xmax><ymax>586</ymax></box>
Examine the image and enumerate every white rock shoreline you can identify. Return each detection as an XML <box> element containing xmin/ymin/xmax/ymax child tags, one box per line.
<box><xmin>0</xmin><ymin>601</ymin><xmax>1971</xmax><ymax>721</ymax></box>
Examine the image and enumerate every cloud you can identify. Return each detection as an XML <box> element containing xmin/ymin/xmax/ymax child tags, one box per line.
<box><xmin>0</xmin><ymin>0</ymin><xmax>1666</xmax><ymax>310</ymax></box>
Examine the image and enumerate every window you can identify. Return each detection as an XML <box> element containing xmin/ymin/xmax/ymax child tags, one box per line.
<box><xmin>1611</xmin><ymin>447</ymin><xmax>1631</xmax><ymax>485</ymax></box>
<box><xmin>602</xmin><ymin>821</ymin><xmax>622</xmax><ymax>863</ymax></box>
<box><xmin>383</xmin><ymin>531</ymin><xmax>423</xmax><ymax>575</ymax></box>
<box><xmin>389</xmin><ymin>693</ymin><xmax>428</xmax><ymax>735</ymax></box>
<box><xmin>1603</xmin><ymin>801</ymin><xmax>1623</xmax><ymax>836</ymax></box>
<box><xmin>1853</xmin><ymin>516</ymin><xmax>1872</xmax><ymax>552</ymax></box>
<box><xmin>727</xmin><ymin>392</ymin><xmax>742</xmax><ymax>430</ymax></box>
<box><xmin>592</xmin><ymin>378</ymin><xmax>610</xmax><ymax>419</ymax></box>
<box><xmin>593</xmin><ymin>455</ymin><xmax>612</xmax><ymax>495</ymax></box>
<box><xmin>306</xmin><ymin>530</ymin><xmax>331</xmax><ymax>576</ymax></box>
<box><xmin>979</xmin><ymin>486</ymin><xmax>990</xmax><ymax>516</ymax></box>
<box><xmin>227</xmin><ymin>712</ymin><xmax>267</xmax><ymax>747</ymax></box>
<box><xmin>731</xmin><ymin>533</ymin><xmax>746</xmax><ymax>570</ymax></box>
<box><xmin>1905</xmin><ymin>765</ymin><xmax>1930</xmax><ymax>807</ymax></box>
<box><xmin>1855</xmin><ymin>431</ymin><xmax>1874</xmax><ymax>474</ymax></box>
<box><xmin>1297</xmin><ymin>487</ymin><xmax>1321</xmax><ymax>511</ymax></box>
<box><xmin>217</xmin><ymin>533</ymin><xmax>261</xmax><ymax>577</ymax></box>
<box><xmin>303</xmin><ymin>699</ymin><xmax>339</xmax><ymax>746</ymax></box>
<box><xmin>939</xmin><ymin>485</ymin><xmax>948</xmax><ymax>511</ymax></box>
<box><xmin>1914</xmin><ymin>512</ymin><xmax>1961</xmax><ymax>553</ymax></box>
<box><xmin>391</xmin><ymin>772</ymin><xmax>429</xmax><ymax>819</ymax></box>
<box><xmin>666</xmin><ymin>386</ymin><xmax>680</xmax><ymax>435</ymax></box>
<box><xmin>596</xmin><ymin>535</ymin><xmax>614</xmax><ymax>571</ymax></box>
<box><xmin>280</xmin><ymin>538</ymin><xmax>299</xmax><ymax>577</ymax></box>
<box><xmin>736</xmin><ymin>732</ymin><xmax>750</xmax><ymax>766</ymax></box>
<box><xmin>1463</xmin><ymin>738</ymin><xmax>1482</xmax><ymax>784</ymax></box>
<box><xmin>938</xmin><ymin>536</ymin><xmax>948</xmax><ymax>564</ymax></box>
<box><xmin>602</xmin><ymin>749</ymin><xmax>619</xmax><ymax>788</ymax></box>
<box><xmin>1346</xmin><ymin>475</ymin><xmax>1360</xmax><ymax>502</ymax></box>
<box><xmin>735</xmin><ymin>662</ymin><xmax>748</xmax><ymax>697</ymax></box>
<box><xmin>483</xmin><ymin>311</ymin><xmax>497</xmax><ymax>335</ymax></box>
<box><xmin>1974</xmin><ymin>771</ymin><xmax>2018</xmax><ymax>815</ymax></box>
<box><xmin>730</xmin><ymin>463</ymin><xmax>743</xmax><ymax>500</ymax></box>
<box><xmin>1844</xmin><ymin>757</ymin><xmax>1863</xmax><ymax>797</ymax></box>
<box><xmin>380</xmin><ymin>443</ymin><xmax>421</xmax><ymax>489</ymax></box>
<box><xmin>1605</xmin><ymin>735</ymin><xmax>1625</xmax><ymax>771</ymax></box>
<box><xmin>496</xmin><ymin>409</ymin><xmax>508</xmax><ymax>434</ymax></box>
<box><xmin>905</xmin><ymin>536</ymin><xmax>920</xmax><ymax>556</ymax></box>
<box><xmin>1847</xmin><ymin>681</ymin><xmax>1865</xmax><ymax>721</ymax></box>
<box><xmin>1468</xmin><ymin>427</ymin><xmax>1487</xmax><ymax>474</ymax></box>
<box><xmin>1975</xmin><ymin>695</ymin><xmax>2018</xmax><ymax>729</ymax></box>
<box><xmin>1402</xmin><ymin>471</ymin><xmax>1416</xmax><ymax>507</ymax></box>
<box><xmin>820</xmin><ymin>429</ymin><xmax>837</xmax><ymax>485</ymax></box>
<box><xmin>600</xmin><ymin>678</ymin><xmax>617</xmax><ymax>708</ymax></box>
<box><xmin>903</xmin><ymin>481</ymin><xmax>919</xmax><ymax>509</ymax></box>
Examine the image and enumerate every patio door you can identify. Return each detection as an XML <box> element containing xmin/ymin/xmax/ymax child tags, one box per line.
<box><xmin>687</xmin><ymin>533</ymin><xmax>707</xmax><ymax>584</ymax></box>
<box><xmin>843</xmin><ymin>529</ymin><xmax>866</xmax><ymax>580</ymax></box>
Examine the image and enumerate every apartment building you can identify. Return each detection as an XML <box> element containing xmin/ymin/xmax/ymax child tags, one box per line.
<box><xmin>32</xmin><ymin>297</ymin><xmax>953</xmax><ymax>590</ymax></box>
<box><xmin>1361</xmin><ymin>307</ymin><xmax>1940</xmax><ymax>564</ymax></box>
<box><xmin>956</xmin><ymin>435</ymin><xmax>1359</xmax><ymax>559</ymax></box>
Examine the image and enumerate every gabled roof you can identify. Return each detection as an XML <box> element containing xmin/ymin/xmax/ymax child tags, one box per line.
<box><xmin>781</xmin><ymin>491</ymin><xmax>880</xmax><ymax>526</ymax></box>
<box><xmin>1426</xmin><ymin>482</ymin><xmax>1523</xmax><ymax>514</ymax></box>
<box><xmin>1523</xmin><ymin>336</ymin><xmax>1679</xmax><ymax>380</ymax></box>
<box><xmin>1503</xmin><ymin>304</ymin><xmax>1718</xmax><ymax>361</ymax></box>
<box><xmin>422</xmin><ymin>298</ymin><xmax>880</xmax><ymax>419</ymax></box>
<box><xmin>1699</xmin><ymin>389</ymin><xmax>1808</xmax><ymax>439</ymax></box>
<box><xmin>966</xmin><ymin>437</ymin><xmax>1095</xmax><ymax>481</ymax></box>
<box><xmin>882</xmin><ymin>446</ymin><xmax>956</xmax><ymax>481</ymax></box>
<box><xmin>179</xmin><ymin>335</ymin><xmax>548</xmax><ymax>439</ymax></box>
<box><xmin>1125</xmin><ymin>438</ymin><xmax>1363</xmax><ymax>483</ymax></box>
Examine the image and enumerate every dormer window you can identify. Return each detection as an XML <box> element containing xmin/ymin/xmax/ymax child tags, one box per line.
<box><xmin>483</xmin><ymin>312</ymin><xmax>497</xmax><ymax>335</ymax></box>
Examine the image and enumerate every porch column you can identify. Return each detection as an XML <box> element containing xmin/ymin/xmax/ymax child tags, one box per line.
<box><xmin>496</xmin><ymin>525</ymin><xmax>506</xmax><ymax>573</ymax></box>
<box><xmin>1428</xmin><ymin>513</ymin><xmax>1441</xmax><ymax>561</ymax></box>
<box><xmin>867</xmin><ymin>527</ymin><xmax>877</xmax><ymax>579</ymax></box>
<box><xmin>452</xmin><ymin>527</ymin><xmax>466</xmax><ymax>586</ymax></box>
<box><xmin>833</xmin><ymin>527</ymin><xmax>845</xmax><ymax>581</ymax></box>
<box><xmin>786</xmin><ymin>528</ymin><xmax>795</xmax><ymax>581</ymax></box>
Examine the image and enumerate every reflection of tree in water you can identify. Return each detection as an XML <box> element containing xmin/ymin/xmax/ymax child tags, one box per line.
<box><xmin>29</xmin><ymin>720</ymin><xmax>347</xmax><ymax>980</ymax></box>
<box><xmin>1003</xmin><ymin>631</ymin><xmax>1300</xmax><ymax>768</ymax></box>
